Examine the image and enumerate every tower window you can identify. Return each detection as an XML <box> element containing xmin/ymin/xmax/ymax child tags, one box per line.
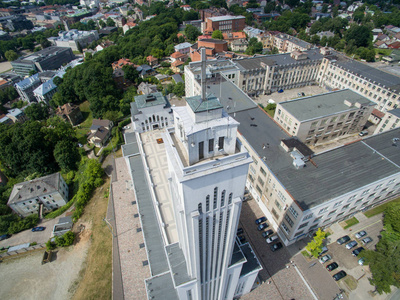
<box><xmin>221</xmin><ymin>190</ymin><xmax>226</xmax><ymax>207</ymax></box>
<box><xmin>213</xmin><ymin>187</ymin><xmax>218</xmax><ymax>209</ymax></box>
<box><xmin>218</xmin><ymin>137</ymin><xmax>224</xmax><ymax>150</ymax></box>
<box><xmin>206</xmin><ymin>195</ymin><xmax>210</xmax><ymax>212</ymax></box>
<box><xmin>208</xmin><ymin>138</ymin><xmax>214</xmax><ymax>152</ymax></box>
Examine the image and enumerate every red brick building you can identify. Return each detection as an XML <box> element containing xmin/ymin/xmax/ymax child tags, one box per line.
<box><xmin>190</xmin><ymin>39</ymin><xmax>229</xmax><ymax>61</ymax></box>
<box><xmin>204</xmin><ymin>15</ymin><xmax>246</xmax><ymax>34</ymax></box>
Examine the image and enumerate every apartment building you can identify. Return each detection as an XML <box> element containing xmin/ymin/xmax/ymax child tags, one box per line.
<box><xmin>234</xmin><ymin>49</ymin><xmax>323</xmax><ymax>96</ymax></box>
<box><xmin>317</xmin><ymin>51</ymin><xmax>400</xmax><ymax>113</ymax></box>
<box><xmin>272</xmin><ymin>33</ymin><xmax>312</xmax><ymax>53</ymax></box>
<box><xmin>374</xmin><ymin>108</ymin><xmax>400</xmax><ymax>134</ymax></box>
<box><xmin>14</xmin><ymin>73</ymin><xmax>41</xmax><ymax>103</ymax></box>
<box><xmin>275</xmin><ymin>89</ymin><xmax>375</xmax><ymax>145</ymax></box>
<box><xmin>48</xmin><ymin>29</ymin><xmax>99</xmax><ymax>51</ymax></box>
<box><xmin>8</xmin><ymin>172</ymin><xmax>69</xmax><ymax>218</ymax></box>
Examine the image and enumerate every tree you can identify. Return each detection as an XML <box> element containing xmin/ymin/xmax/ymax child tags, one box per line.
<box><xmin>122</xmin><ymin>65</ymin><xmax>140</xmax><ymax>84</ymax></box>
<box><xmin>211</xmin><ymin>30</ymin><xmax>223</xmax><ymax>40</ymax></box>
<box><xmin>54</xmin><ymin>140</ymin><xmax>80</xmax><ymax>172</ymax></box>
<box><xmin>344</xmin><ymin>24</ymin><xmax>372</xmax><ymax>48</ymax></box>
<box><xmin>4</xmin><ymin>50</ymin><xmax>17</xmax><ymax>61</ymax></box>
<box><xmin>173</xmin><ymin>82</ymin><xmax>185</xmax><ymax>97</ymax></box>
<box><xmin>305</xmin><ymin>228</ymin><xmax>327</xmax><ymax>258</ymax></box>
<box><xmin>24</xmin><ymin>102</ymin><xmax>49</xmax><ymax>121</ymax></box>
<box><xmin>185</xmin><ymin>24</ymin><xmax>201</xmax><ymax>41</ymax></box>
<box><xmin>98</xmin><ymin>19</ymin><xmax>106</xmax><ymax>28</ymax></box>
<box><xmin>76</xmin><ymin>42</ymin><xmax>83</xmax><ymax>53</ymax></box>
<box><xmin>106</xmin><ymin>17</ymin><xmax>116</xmax><ymax>27</ymax></box>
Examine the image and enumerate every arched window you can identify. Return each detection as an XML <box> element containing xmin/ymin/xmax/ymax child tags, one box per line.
<box><xmin>157</xmin><ymin>115</ymin><xmax>159</xmax><ymax>121</ymax></box>
<box><xmin>149</xmin><ymin>117</ymin><xmax>151</xmax><ymax>123</ymax></box>
<box><xmin>153</xmin><ymin>115</ymin><xmax>156</xmax><ymax>122</ymax></box>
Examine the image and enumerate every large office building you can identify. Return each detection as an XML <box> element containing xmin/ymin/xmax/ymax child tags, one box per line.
<box><xmin>11</xmin><ymin>46</ymin><xmax>74</xmax><ymax>76</ymax></box>
<box><xmin>48</xmin><ymin>29</ymin><xmax>99</xmax><ymax>51</ymax></box>
<box><xmin>275</xmin><ymin>89</ymin><xmax>375</xmax><ymax>145</ymax></box>
<box><xmin>205</xmin><ymin>15</ymin><xmax>246</xmax><ymax>34</ymax></box>
<box><xmin>184</xmin><ymin>51</ymin><xmax>400</xmax><ymax>246</ymax></box>
<box><xmin>121</xmin><ymin>50</ymin><xmax>261</xmax><ymax>299</ymax></box>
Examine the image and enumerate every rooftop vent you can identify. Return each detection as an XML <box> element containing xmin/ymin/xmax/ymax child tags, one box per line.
<box><xmin>145</xmin><ymin>94</ymin><xmax>156</xmax><ymax>102</ymax></box>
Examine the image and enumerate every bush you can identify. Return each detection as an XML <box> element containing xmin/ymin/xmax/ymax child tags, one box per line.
<box><xmin>8</xmin><ymin>214</ymin><xmax>39</xmax><ymax>234</ymax></box>
<box><xmin>266</xmin><ymin>103</ymin><xmax>276</xmax><ymax>110</ymax></box>
<box><xmin>55</xmin><ymin>231</ymin><xmax>75</xmax><ymax>247</ymax></box>
<box><xmin>46</xmin><ymin>239</ymin><xmax>56</xmax><ymax>251</ymax></box>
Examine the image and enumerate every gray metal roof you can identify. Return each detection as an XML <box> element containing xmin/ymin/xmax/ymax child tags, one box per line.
<box><xmin>145</xmin><ymin>273</ymin><xmax>178</xmax><ymax>300</ymax></box>
<box><xmin>128</xmin><ymin>154</ymin><xmax>170</xmax><ymax>276</ymax></box>
<box><xmin>166</xmin><ymin>243</ymin><xmax>192</xmax><ymax>286</ymax></box>
<box><xmin>331</xmin><ymin>52</ymin><xmax>400</xmax><ymax>92</ymax></box>
<box><xmin>239</xmin><ymin>243</ymin><xmax>262</xmax><ymax>276</ymax></box>
<box><xmin>363</xmin><ymin>128</ymin><xmax>400</xmax><ymax>167</ymax></box>
<box><xmin>134</xmin><ymin>92</ymin><xmax>167</xmax><ymax>109</ymax></box>
<box><xmin>388</xmin><ymin>108</ymin><xmax>400</xmax><ymax>118</ymax></box>
<box><xmin>230</xmin><ymin>242</ymin><xmax>246</xmax><ymax>267</ymax></box>
<box><xmin>234</xmin><ymin>49</ymin><xmax>324</xmax><ymax>71</ymax></box>
<box><xmin>205</xmin><ymin>77</ymin><xmax>257</xmax><ymax>113</ymax></box>
<box><xmin>186</xmin><ymin>94</ymin><xmax>223</xmax><ymax>113</ymax></box>
<box><xmin>278</xmin><ymin>89</ymin><xmax>375</xmax><ymax>122</ymax></box>
<box><xmin>232</xmin><ymin>107</ymin><xmax>400</xmax><ymax>211</ymax></box>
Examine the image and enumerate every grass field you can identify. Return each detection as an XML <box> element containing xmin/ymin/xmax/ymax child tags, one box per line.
<box><xmin>72</xmin><ymin>177</ymin><xmax>112</xmax><ymax>300</ymax></box>
<box><xmin>344</xmin><ymin>276</ymin><xmax>357</xmax><ymax>290</ymax></box>
<box><xmin>364</xmin><ymin>197</ymin><xmax>400</xmax><ymax>218</ymax></box>
<box><xmin>76</xmin><ymin>101</ymin><xmax>93</xmax><ymax>144</ymax></box>
<box><xmin>343</xmin><ymin>217</ymin><xmax>359</xmax><ymax>229</ymax></box>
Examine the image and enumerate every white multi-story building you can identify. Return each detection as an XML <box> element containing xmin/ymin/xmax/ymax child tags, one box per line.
<box><xmin>48</xmin><ymin>29</ymin><xmax>99</xmax><ymax>51</ymax></box>
<box><xmin>130</xmin><ymin>92</ymin><xmax>174</xmax><ymax>133</ymax></box>
<box><xmin>7</xmin><ymin>172</ymin><xmax>69</xmax><ymax>218</ymax></box>
<box><xmin>274</xmin><ymin>89</ymin><xmax>375</xmax><ymax>145</ymax></box>
<box><xmin>14</xmin><ymin>73</ymin><xmax>41</xmax><ymax>103</ymax></box>
<box><xmin>121</xmin><ymin>50</ymin><xmax>261</xmax><ymax>299</ymax></box>
<box><xmin>33</xmin><ymin>78</ymin><xmax>57</xmax><ymax>105</ymax></box>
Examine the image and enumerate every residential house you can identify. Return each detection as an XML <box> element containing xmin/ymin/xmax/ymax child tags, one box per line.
<box><xmin>146</xmin><ymin>55</ymin><xmax>158</xmax><ymax>66</ymax></box>
<box><xmin>6</xmin><ymin>108</ymin><xmax>27</xmax><ymax>123</ymax></box>
<box><xmin>88</xmin><ymin>119</ymin><xmax>113</xmax><ymax>147</ymax></box>
<box><xmin>190</xmin><ymin>39</ymin><xmax>229</xmax><ymax>61</ymax></box>
<box><xmin>33</xmin><ymin>79</ymin><xmax>57</xmax><ymax>105</ymax></box>
<box><xmin>56</xmin><ymin>103</ymin><xmax>83</xmax><ymax>126</ymax></box>
<box><xmin>230</xmin><ymin>39</ymin><xmax>248</xmax><ymax>52</ymax></box>
<box><xmin>137</xmin><ymin>81</ymin><xmax>158</xmax><ymax>95</ymax></box>
<box><xmin>171</xmin><ymin>60</ymin><xmax>185</xmax><ymax>73</ymax></box>
<box><xmin>174</xmin><ymin>42</ymin><xmax>192</xmax><ymax>54</ymax></box>
<box><xmin>7</xmin><ymin>172</ymin><xmax>69</xmax><ymax>218</ymax></box>
<box><xmin>112</xmin><ymin>58</ymin><xmax>136</xmax><ymax>70</ymax></box>
<box><xmin>136</xmin><ymin>64</ymin><xmax>155</xmax><ymax>78</ymax></box>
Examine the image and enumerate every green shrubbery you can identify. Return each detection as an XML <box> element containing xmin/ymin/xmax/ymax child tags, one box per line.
<box><xmin>55</xmin><ymin>231</ymin><xmax>75</xmax><ymax>247</ymax></box>
<box><xmin>7</xmin><ymin>215</ymin><xmax>39</xmax><ymax>234</ymax></box>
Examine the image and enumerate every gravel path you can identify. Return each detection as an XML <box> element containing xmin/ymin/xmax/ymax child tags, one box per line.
<box><xmin>0</xmin><ymin>235</ymin><xmax>90</xmax><ymax>300</ymax></box>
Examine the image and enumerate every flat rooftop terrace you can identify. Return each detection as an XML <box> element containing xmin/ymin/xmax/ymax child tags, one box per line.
<box><xmin>141</xmin><ymin>130</ymin><xmax>178</xmax><ymax>244</ymax></box>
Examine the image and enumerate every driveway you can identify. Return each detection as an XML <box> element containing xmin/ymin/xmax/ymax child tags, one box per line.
<box><xmin>0</xmin><ymin>217</ymin><xmax>60</xmax><ymax>249</ymax></box>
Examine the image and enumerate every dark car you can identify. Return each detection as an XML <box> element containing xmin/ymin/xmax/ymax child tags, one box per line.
<box><xmin>362</xmin><ymin>237</ymin><xmax>373</xmax><ymax>245</ymax></box>
<box><xmin>337</xmin><ymin>235</ymin><xmax>350</xmax><ymax>245</ymax></box>
<box><xmin>333</xmin><ymin>271</ymin><xmax>347</xmax><ymax>281</ymax></box>
<box><xmin>32</xmin><ymin>226</ymin><xmax>46</xmax><ymax>232</ymax></box>
<box><xmin>257</xmin><ymin>223</ymin><xmax>269</xmax><ymax>231</ymax></box>
<box><xmin>270</xmin><ymin>242</ymin><xmax>283</xmax><ymax>252</ymax></box>
<box><xmin>326</xmin><ymin>262</ymin><xmax>339</xmax><ymax>272</ymax></box>
<box><xmin>0</xmin><ymin>234</ymin><xmax>11</xmax><ymax>241</ymax></box>
<box><xmin>255</xmin><ymin>216</ymin><xmax>267</xmax><ymax>225</ymax></box>
<box><xmin>237</xmin><ymin>228</ymin><xmax>244</xmax><ymax>235</ymax></box>
<box><xmin>352</xmin><ymin>247</ymin><xmax>365</xmax><ymax>256</ymax></box>
<box><xmin>355</xmin><ymin>230</ymin><xmax>367</xmax><ymax>239</ymax></box>
<box><xmin>262</xmin><ymin>229</ymin><xmax>274</xmax><ymax>238</ymax></box>
<box><xmin>345</xmin><ymin>240</ymin><xmax>358</xmax><ymax>250</ymax></box>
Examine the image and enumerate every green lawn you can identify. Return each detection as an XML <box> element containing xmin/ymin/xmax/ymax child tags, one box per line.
<box><xmin>375</xmin><ymin>49</ymin><xmax>392</xmax><ymax>56</ymax></box>
<box><xmin>76</xmin><ymin>101</ymin><xmax>93</xmax><ymax>144</ymax></box>
<box><xmin>343</xmin><ymin>217</ymin><xmax>359</xmax><ymax>229</ymax></box>
<box><xmin>364</xmin><ymin>197</ymin><xmax>400</xmax><ymax>218</ymax></box>
<box><xmin>264</xmin><ymin>108</ymin><xmax>275</xmax><ymax>118</ymax></box>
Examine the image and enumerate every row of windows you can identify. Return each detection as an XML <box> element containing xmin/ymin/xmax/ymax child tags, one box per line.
<box><xmin>198</xmin><ymin>188</ymin><xmax>233</xmax><ymax>214</ymax></box>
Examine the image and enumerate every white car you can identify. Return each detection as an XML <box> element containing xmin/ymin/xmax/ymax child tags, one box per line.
<box><xmin>319</xmin><ymin>254</ymin><xmax>332</xmax><ymax>264</ymax></box>
<box><xmin>266</xmin><ymin>235</ymin><xmax>279</xmax><ymax>244</ymax></box>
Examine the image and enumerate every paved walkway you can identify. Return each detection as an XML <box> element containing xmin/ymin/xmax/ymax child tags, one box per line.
<box><xmin>111</xmin><ymin>157</ymin><xmax>150</xmax><ymax>300</ymax></box>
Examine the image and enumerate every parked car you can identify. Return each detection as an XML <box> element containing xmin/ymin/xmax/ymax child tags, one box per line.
<box><xmin>266</xmin><ymin>235</ymin><xmax>279</xmax><ymax>244</ymax></box>
<box><xmin>255</xmin><ymin>216</ymin><xmax>267</xmax><ymax>225</ymax></box>
<box><xmin>352</xmin><ymin>247</ymin><xmax>365</xmax><ymax>256</ymax></box>
<box><xmin>358</xmin><ymin>257</ymin><xmax>366</xmax><ymax>265</ymax></box>
<box><xmin>355</xmin><ymin>230</ymin><xmax>367</xmax><ymax>239</ymax></box>
<box><xmin>319</xmin><ymin>254</ymin><xmax>332</xmax><ymax>264</ymax></box>
<box><xmin>318</xmin><ymin>246</ymin><xmax>328</xmax><ymax>256</ymax></box>
<box><xmin>237</xmin><ymin>228</ymin><xmax>244</xmax><ymax>235</ymax></box>
<box><xmin>337</xmin><ymin>235</ymin><xmax>350</xmax><ymax>245</ymax></box>
<box><xmin>278</xmin><ymin>89</ymin><xmax>284</xmax><ymax>93</ymax></box>
<box><xmin>0</xmin><ymin>234</ymin><xmax>11</xmax><ymax>241</ymax></box>
<box><xmin>262</xmin><ymin>229</ymin><xmax>274</xmax><ymax>238</ymax></box>
<box><xmin>326</xmin><ymin>262</ymin><xmax>339</xmax><ymax>272</ymax></box>
<box><xmin>359</xmin><ymin>130</ymin><xmax>368</xmax><ymax>137</ymax></box>
<box><xmin>333</xmin><ymin>270</ymin><xmax>347</xmax><ymax>281</ymax></box>
<box><xmin>362</xmin><ymin>237</ymin><xmax>373</xmax><ymax>245</ymax></box>
<box><xmin>270</xmin><ymin>242</ymin><xmax>283</xmax><ymax>252</ymax></box>
<box><xmin>345</xmin><ymin>240</ymin><xmax>358</xmax><ymax>249</ymax></box>
<box><xmin>257</xmin><ymin>223</ymin><xmax>269</xmax><ymax>231</ymax></box>
<box><xmin>32</xmin><ymin>226</ymin><xmax>46</xmax><ymax>232</ymax></box>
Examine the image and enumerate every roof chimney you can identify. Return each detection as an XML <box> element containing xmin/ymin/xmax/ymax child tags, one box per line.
<box><xmin>200</xmin><ymin>48</ymin><xmax>207</xmax><ymax>102</ymax></box>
